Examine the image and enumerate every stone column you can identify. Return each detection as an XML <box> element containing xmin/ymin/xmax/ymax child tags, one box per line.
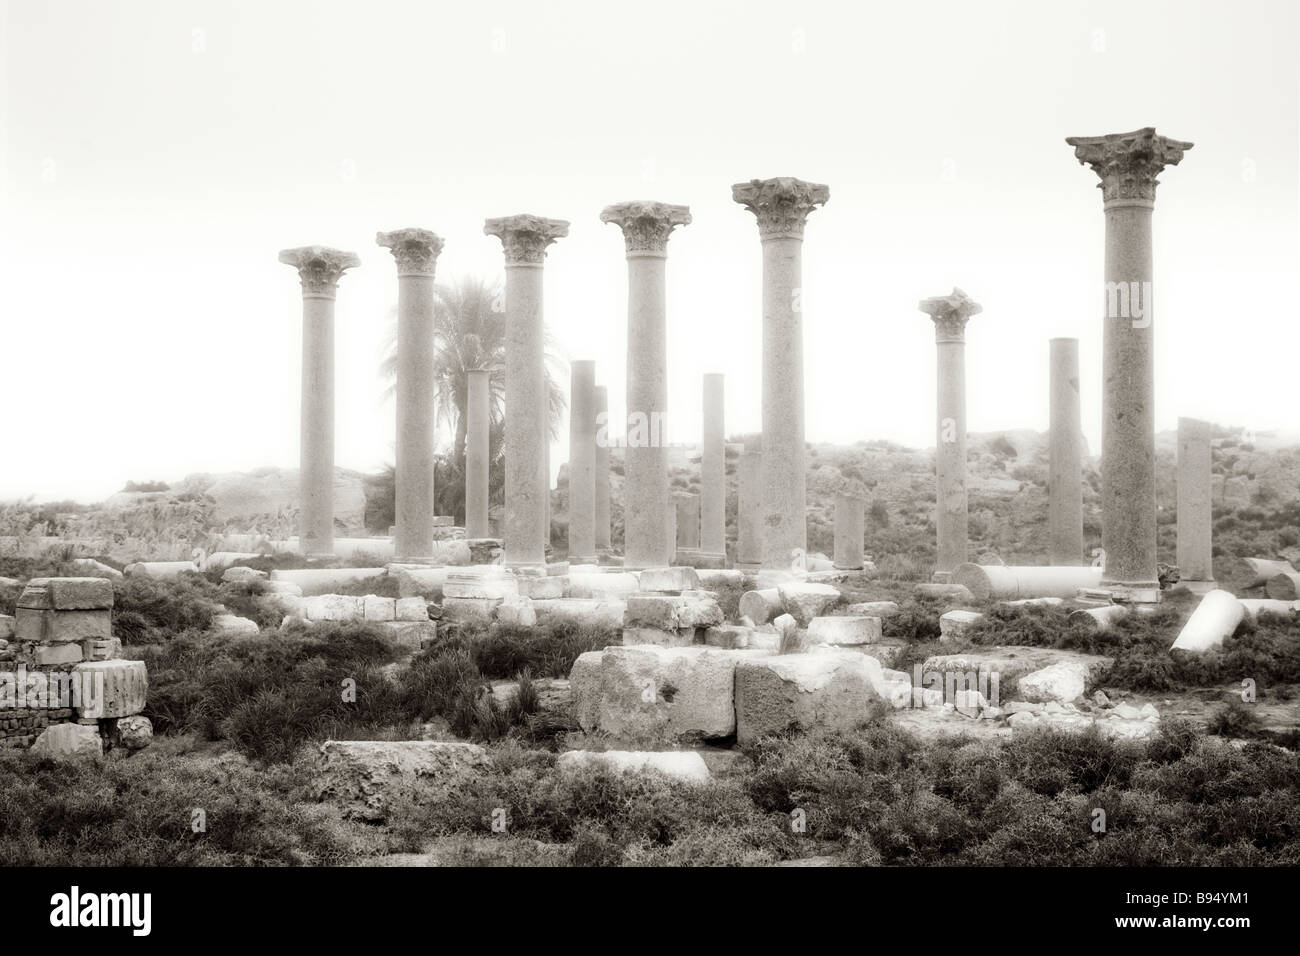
<box><xmin>1067</xmin><ymin>128</ymin><xmax>1192</xmax><ymax>599</ymax></box>
<box><xmin>376</xmin><ymin>228</ymin><xmax>443</xmax><ymax>559</ymax></box>
<box><xmin>732</xmin><ymin>178</ymin><xmax>829</xmax><ymax>569</ymax></box>
<box><xmin>279</xmin><ymin>246</ymin><xmax>359</xmax><ymax>557</ymax></box>
<box><xmin>700</xmin><ymin>373</ymin><xmax>726</xmax><ymax>560</ymax></box>
<box><xmin>833</xmin><ymin>494</ymin><xmax>865</xmax><ymax>570</ymax></box>
<box><xmin>674</xmin><ymin>491</ymin><xmax>699</xmax><ymax>551</ymax></box>
<box><xmin>1048</xmin><ymin>337</ymin><xmax>1085</xmax><ymax>565</ymax></box>
<box><xmin>737</xmin><ymin>448</ymin><xmax>762</xmax><ymax>567</ymax></box>
<box><xmin>465</xmin><ymin>368</ymin><xmax>491</xmax><ymax>539</ymax></box>
<box><xmin>919</xmin><ymin>288</ymin><xmax>982</xmax><ymax>580</ymax></box>
<box><xmin>1177</xmin><ymin>417</ymin><xmax>1216</xmax><ymax>590</ymax></box>
<box><xmin>484</xmin><ymin>214</ymin><xmax>569</xmax><ymax>568</ymax></box>
<box><xmin>567</xmin><ymin>359</ymin><xmax>597</xmax><ymax>564</ymax></box>
<box><xmin>593</xmin><ymin>385</ymin><xmax>612</xmax><ymax>554</ymax></box>
<box><xmin>601</xmin><ymin>200</ymin><xmax>691</xmax><ymax>569</ymax></box>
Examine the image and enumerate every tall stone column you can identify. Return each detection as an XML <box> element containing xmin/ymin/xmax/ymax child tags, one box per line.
<box><xmin>1067</xmin><ymin>128</ymin><xmax>1192</xmax><ymax>599</ymax></box>
<box><xmin>593</xmin><ymin>384</ymin><xmax>612</xmax><ymax>554</ymax></box>
<box><xmin>465</xmin><ymin>368</ymin><xmax>491</xmax><ymax>539</ymax></box>
<box><xmin>484</xmin><ymin>214</ymin><xmax>569</xmax><ymax>568</ymax></box>
<box><xmin>377</xmin><ymin>228</ymin><xmax>444</xmax><ymax>559</ymax></box>
<box><xmin>601</xmin><ymin>200</ymin><xmax>691</xmax><ymax>569</ymax></box>
<box><xmin>700</xmin><ymin>373</ymin><xmax>726</xmax><ymax>560</ymax></box>
<box><xmin>833</xmin><ymin>494</ymin><xmax>865</xmax><ymax>570</ymax></box>
<box><xmin>279</xmin><ymin>246</ymin><xmax>359</xmax><ymax>557</ymax></box>
<box><xmin>732</xmin><ymin>178</ymin><xmax>829</xmax><ymax>569</ymax></box>
<box><xmin>1048</xmin><ymin>337</ymin><xmax>1085</xmax><ymax>565</ymax></box>
<box><xmin>567</xmin><ymin>359</ymin><xmax>597</xmax><ymax>563</ymax></box>
<box><xmin>674</xmin><ymin>491</ymin><xmax>699</xmax><ymax>551</ymax></box>
<box><xmin>1177</xmin><ymin>417</ymin><xmax>1216</xmax><ymax>590</ymax></box>
<box><xmin>737</xmin><ymin>448</ymin><xmax>762</xmax><ymax>567</ymax></box>
<box><xmin>919</xmin><ymin>288</ymin><xmax>982</xmax><ymax>580</ymax></box>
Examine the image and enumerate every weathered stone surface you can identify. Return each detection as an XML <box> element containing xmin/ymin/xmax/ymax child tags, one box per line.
<box><xmin>557</xmin><ymin>750</ymin><xmax>710</xmax><ymax>783</ymax></box>
<box><xmin>624</xmin><ymin>594</ymin><xmax>723</xmax><ymax>630</ymax></box>
<box><xmin>1016</xmin><ymin>661</ymin><xmax>1095</xmax><ymax>704</ymax></box>
<box><xmin>113</xmin><ymin>714</ymin><xmax>153</xmax><ymax>750</ymax></box>
<box><xmin>637</xmin><ymin>567</ymin><xmax>701</xmax><ymax>593</ymax></box>
<box><xmin>739</xmin><ymin>588</ymin><xmax>784</xmax><ymax>625</ymax></box>
<box><xmin>394</xmin><ymin>597</ymin><xmax>428</xmax><ymax>622</ymax></box>
<box><xmin>222</xmin><ymin>566</ymin><xmax>268</xmax><ymax>584</ymax></box>
<box><xmin>939</xmin><ymin>609</ymin><xmax>983</xmax><ymax>642</ymax></box>
<box><xmin>565</xmin><ymin>571</ymin><xmax>640</xmax><ymax>600</ymax></box>
<box><xmin>777</xmin><ymin>582</ymin><xmax>843</xmax><ymax>626</ymax></box>
<box><xmin>734</xmin><ymin>650</ymin><xmax>885</xmax><ymax>744</ymax></box>
<box><xmin>843</xmin><ymin>601</ymin><xmax>900</xmax><ymax>619</ymax></box>
<box><xmin>703</xmin><ymin>624</ymin><xmax>756</xmax><ymax>649</ymax></box>
<box><xmin>382</xmin><ymin>621</ymin><xmax>437</xmax><ymax>652</ymax></box>
<box><xmin>392</xmin><ymin>567</ymin><xmax>450</xmax><ymax>600</ymax></box>
<box><xmin>807</xmin><ymin>616</ymin><xmax>883</xmax><ymax>646</ymax></box>
<box><xmin>212</xmin><ymin>614</ymin><xmax>259</xmax><ymax>635</ymax></box>
<box><xmin>17</xmin><ymin>577</ymin><xmax>114</xmax><ymax>610</ymax></box>
<box><xmin>516</xmin><ymin>575</ymin><xmax>566</xmax><ymax>599</ymax></box>
<box><xmin>302</xmin><ymin>594</ymin><xmax>365</xmax><ymax>622</ymax></box>
<box><xmin>1265</xmin><ymin>572</ymin><xmax>1300</xmax><ymax>601</ymax></box>
<box><xmin>1171</xmin><ymin>589</ymin><xmax>1245</xmax><ymax>653</ymax></box>
<box><xmin>31</xmin><ymin>643</ymin><xmax>84</xmax><ymax>665</ymax></box>
<box><xmin>496</xmin><ymin>596</ymin><xmax>537</xmax><ymax>627</ymax></box>
<box><xmin>922</xmin><ymin>647</ymin><xmax>1113</xmax><ymax>696</ymax></box>
<box><xmin>0</xmin><ymin>614</ymin><xmax>13</xmax><ymax>640</ymax></box>
<box><xmin>443</xmin><ymin>578</ymin><xmax>518</xmax><ymax>600</ymax></box>
<box><xmin>1239</xmin><ymin>557</ymin><xmax>1295</xmax><ymax>588</ymax></box>
<box><xmin>622</xmin><ymin>626</ymin><xmax>697</xmax><ymax>647</ymax></box>
<box><xmin>15</xmin><ymin>608</ymin><xmax>111</xmax><ymax>643</ymax></box>
<box><xmin>314</xmin><ymin>740</ymin><xmax>492</xmax><ymax>822</ymax></box>
<box><xmin>913</xmin><ymin>582</ymin><xmax>975</xmax><ymax>602</ymax></box>
<box><xmin>363</xmin><ymin>595</ymin><xmax>396</xmax><ymax>622</ymax></box>
<box><xmin>951</xmin><ymin>564</ymin><xmax>1103</xmax><ymax>602</ymax></box>
<box><xmin>1239</xmin><ymin>599</ymin><xmax>1298</xmax><ymax>622</ymax></box>
<box><xmin>530</xmin><ymin>598</ymin><xmax>626</xmax><ymax>629</ymax></box>
<box><xmin>124</xmin><ymin>561</ymin><xmax>198</xmax><ymax>580</ymax></box>
<box><xmin>440</xmin><ymin>597</ymin><xmax>501</xmax><ymax>623</ymax></box>
<box><xmin>68</xmin><ymin>559</ymin><xmax>124</xmax><ymax>580</ymax></box>
<box><xmin>570</xmin><ymin>645</ymin><xmax>769</xmax><ymax>741</ymax></box>
<box><xmin>72</xmin><ymin>659</ymin><xmax>148</xmax><ymax>718</ymax></box>
<box><xmin>31</xmin><ymin>722</ymin><xmax>102</xmax><ymax>760</ymax></box>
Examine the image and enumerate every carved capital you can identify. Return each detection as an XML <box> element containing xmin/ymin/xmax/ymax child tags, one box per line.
<box><xmin>483</xmin><ymin>214</ymin><xmax>569</xmax><ymax>266</ymax></box>
<box><xmin>599</xmin><ymin>200</ymin><xmax>692</xmax><ymax>257</ymax></box>
<box><xmin>731</xmin><ymin>177</ymin><xmax>829</xmax><ymax>240</ymax></box>
<box><xmin>376</xmin><ymin>228</ymin><xmax>444</xmax><ymax>277</ymax></box>
<box><xmin>919</xmin><ymin>287</ymin><xmax>982</xmax><ymax>343</ymax></box>
<box><xmin>278</xmin><ymin>246</ymin><xmax>360</xmax><ymax>298</ymax></box>
<box><xmin>1066</xmin><ymin>127</ymin><xmax>1193</xmax><ymax>205</ymax></box>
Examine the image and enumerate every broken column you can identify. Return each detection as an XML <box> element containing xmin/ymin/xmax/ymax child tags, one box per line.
<box><xmin>1176</xmin><ymin>417</ymin><xmax>1216</xmax><ymax>591</ymax></box>
<box><xmin>377</xmin><ymin>228</ymin><xmax>444</xmax><ymax>559</ymax></box>
<box><xmin>733</xmin><ymin>178</ymin><xmax>829</xmax><ymax>569</ymax></box>
<box><xmin>1049</xmin><ymin>337</ymin><xmax>1085</xmax><ymax>565</ymax></box>
<box><xmin>465</xmin><ymin>368</ymin><xmax>491</xmax><ymax>539</ymax></box>
<box><xmin>484</xmin><ymin>215</ymin><xmax>569</xmax><ymax>568</ymax></box>
<box><xmin>567</xmin><ymin>359</ymin><xmax>597</xmax><ymax>564</ymax></box>
<box><xmin>737</xmin><ymin>447</ymin><xmax>762</xmax><ymax>568</ymax></box>
<box><xmin>833</xmin><ymin>493</ymin><xmax>865</xmax><ymax>570</ymax></box>
<box><xmin>593</xmin><ymin>384</ymin><xmax>612</xmax><ymax>555</ymax></box>
<box><xmin>919</xmin><ymin>288</ymin><xmax>982</xmax><ymax>580</ymax></box>
<box><xmin>1067</xmin><ymin>127</ymin><xmax>1192</xmax><ymax>601</ymax></box>
<box><xmin>601</xmin><ymin>200</ymin><xmax>691</xmax><ymax>569</ymax></box>
<box><xmin>279</xmin><ymin>245</ymin><xmax>360</xmax><ymax>557</ymax></box>
<box><xmin>700</xmin><ymin>373</ymin><xmax>727</xmax><ymax>562</ymax></box>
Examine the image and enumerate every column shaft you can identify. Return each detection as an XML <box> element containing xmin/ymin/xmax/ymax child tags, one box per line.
<box><xmin>760</xmin><ymin>236</ymin><xmax>806</xmax><ymax>568</ymax></box>
<box><xmin>935</xmin><ymin>337</ymin><xmax>968</xmax><ymax>574</ymax></box>
<box><xmin>737</xmin><ymin>449</ymin><xmax>762</xmax><ymax>566</ymax></box>
<box><xmin>700</xmin><ymin>373</ymin><xmax>726</xmax><ymax>557</ymax></box>
<box><xmin>465</xmin><ymin>369</ymin><xmax>491</xmax><ymax>539</ymax></box>
<box><xmin>624</xmin><ymin>253</ymin><xmax>671</xmax><ymax>568</ymax></box>
<box><xmin>1177</xmin><ymin>417</ymin><xmax>1215</xmax><ymax>583</ymax></box>
<box><xmin>593</xmin><ymin>385</ymin><xmax>611</xmax><ymax>552</ymax></box>
<box><xmin>1049</xmin><ymin>337</ymin><xmax>1084</xmax><ymax>565</ymax></box>
<box><xmin>675</xmin><ymin>492</ymin><xmax>700</xmax><ymax>550</ymax></box>
<box><xmin>299</xmin><ymin>295</ymin><xmax>335</xmax><ymax>556</ymax></box>
<box><xmin>394</xmin><ymin>272</ymin><xmax>436</xmax><ymax>558</ymax></box>
<box><xmin>568</xmin><ymin>360</ymin><xmax>597</xmax><ymax>562</ymax></box>
<box><xmin>504</xmin><ymin>263</ymin><xmax>548</xmax><ymax>566</ymax></box>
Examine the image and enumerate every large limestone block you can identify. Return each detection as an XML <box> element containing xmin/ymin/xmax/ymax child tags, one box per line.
<box><xmin>516</xmin><ymin>575</ymin><xmax>566</xmax><ymax>599</ymax></box>
<box><xmin>441</xmin><ymin>597</ymin><xmax>502</xmax><ymax>623</ymax></box>
<box><xmin>31</xmin><ymin>722</ymin><xmax>103</xmax><ymax>759</ymax></box>
<box><xmin>1016</xmin><ymin>661</ymin><xmax>1094</xmax><ymax>704</ymax></box>
<box><xmin>17</xmin><ymin>577</ymin><xmax>114</xmax><ymax>610</ymax></box>
<box><xmin>739</xmin><ymin>589</ymin><xmax>783</xmax><ymax>625</ymax></box>
<box><xmin>622</xmin><ymin>626</ymin><xmax>697</xmax><ymax>647</ymax></box>
<box><xmin>363</xmin><ymin>595</ymin><xmax>397</xmax><ymax>622</ymax></box>
<box><xmin>939</xmin><ymin>609</ymin><xmax>983</xmax><ymax>642</ymax></box>
<box><xmin>556</xmin><ymin>750</ymin><xmax>710</xmax><ymax>783</ymax></box>
<box><xmin>637</xmin><ymin>567</ymin><xmax>701</xmax><ymax>593</ymax></box>
<box><xmin>777</xmin><ymin>583</ymin><xmax>843</xmax><ymax>626</ymax></box>
<box><xmin>212</xmin><ymin>613</ymin><xmax>259</xmax><ymax>635</ymax></box>
<box><xmin>394</xmin><ymin>597</ymin><xmax>428</xmax><ymax>622</ymax></box>
<box><xmin>531</xmin><ymin>598</ymin><xmax>627</xmax><ymax>629</ymax></box>
<box><xmin>381</xmin><ymin>621</ymin><xmax>438</xmax><ymax>652</ymax></box>
<box><xmin>15</xmin><ymin>608</ymin><xmax>111</xmax><ymax>643</ymax></box>
<box><xmin>844</xmin><ymin>601</ymin><xmax>901</xmax><ymax>619</ymax></box>
<box><xmin>807</xmin><ymin>616</ymin><xmax>883</xmax><ymax>646</ymax></box>
<box><xmin>734</xmin><ymin>650</ymin><xmax>885</xmax><ymax>744</ymax></box>
<box><xmin>570</xmin><ymin>645</ymin><xmax>768</xmax><ymax>741</ymax></box>
<box><xmin>73</xmin><ymin>659</ymin><xmax>148</xmax><ymax>718</ymax></box>
<box><xmin>269</xmin><ymin>568</ymin><xmax>388</xmax><ymax>597</ymax></box>
<box><xmin>314</xmin><ymin>739</ymin><xmax>492</xmax><ymax>822</ymax></box>
<box><xmin>565</xmin><ymin>571</ymin><xmax>640</xmax><ymax>600</ymax></box>
<box><xmin>703</xmin><ymin>624</ymin><xmax>757</xmax><ymax>649</ymax></box>
<box><xmin>443</xmin><ymin>578</ymin><xmax>519</xmax><ymax>600</ymax></box>
<box><xmin>1171</xmin><ymin>589</ymin><xmax>1245</xmax><ymax>653</ymax></box>
<box><xmin>393</xmin><ymin>567</ymin><xmax>450</xmax><ymax>600</ymax></box>
<box><xmin>624</xmin><ymin>594</ymin><xmax>723</xmax><ymax>631</ymax></box>
<box><xmin>302</xmin><ymin>594</ymin><xmax>365</xmax><ymax>622</ymax></box>
<box><xmin>496</xmin><ymin>596</ymin><xmax>538</xmax><ymax>626</ymax></box>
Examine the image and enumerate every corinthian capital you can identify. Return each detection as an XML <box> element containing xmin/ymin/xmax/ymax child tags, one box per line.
<box><xmin>731</xmin><ymin>177</ymin><xmax>829</xmax><ymax>240</ymax></box>
<box><xmin>919</xmin><ymin>288</ymin><xmax>982</xmax><ymax>343</ymax></box>
<box><xmin>484</xmin><ymin>214</ymin><xmax>570</xmax><ymax>266</ymax></box>
<box><xmin>600</xmin><ymin>201</ymin><xmax>691</xmax><ymax>257</ymax></box>
<box><xmin>278</xmin><ymin>246</ymin><xmax>361</xmax><ymax>298</ymax></box>
<box><xmin>1066</xmin><ymin>127</ymin><xmax>1193</xmax><ymax>205</ymax></box>
<box><xmin>376</xmin><ymin>228</ymin><xmax>444</xmax><ymax>277</ymax></box>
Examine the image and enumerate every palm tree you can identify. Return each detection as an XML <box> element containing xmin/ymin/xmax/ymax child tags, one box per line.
<box><xmin>379</xmin><ymin>274</ymin><xmax>568</xmax><ymax>523</ymax></box>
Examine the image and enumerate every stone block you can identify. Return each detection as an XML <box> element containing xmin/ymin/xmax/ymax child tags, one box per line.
<box><xmin>703</xmin><ymin>624</ymin><xmax>755</xmax><ymax>649</ymax></box>
<box><xmin>72</xmin><ymin>659</ymin><xmax>148</xmax><ymax>718</ymax></box>
<box><xmin>939</xmin><ymin>610</ymin><xmax>983</xmax><ymax>641</ymax></box>
<box><xmin>556</xmin><ymin>750</ymin><xmax>710</xmax><ymax>783</ymax></box>
<box><xmin>637</xmin><ymin>566</ymin><xmax>701</xmax><ymax>593</ymax></box>
<box><xmin>516</xmin><ymin>575</ymin><xmax>566</xmax><ymax>599</ymax></box>
<box><xmin>496</xmin><ymin>597</ymin><xmax>537</xmax><ymax>626</ymax></box>
<box><xmin>222</xmin><ymin>566</ymin><xmax>268</xmax><ymax>584</ymax></box>
<box><xmin>302</xmin><ymin>594</ymin><xmax>365</xmax><ymax>622</ymax></box>
<box><xmin>622</xmin><ymin>626</ymin><xmax>697</xmax><ymax>647</ymax></box>
<box><xmin>18</xmin><ymin>577</ymin><xmax>114</xmax><ymax>610</ymax></box>
<box><xmin>314</xmin><ymin>740</ymin><xmax>491</xmax><ymax>822</ymax></box>
<box><xmin>0</xmin><ymin>615</ymin><xmax>14</xmax><ymax>640</ymax></box>
<box><xmin>777</xmin><ymin>582</ymin><xmax>843</xmax><ymax>626</ymax></box>
<box><xmin>111</xmin><ymin>714</ymin><xmax>154</xmax><ymax>750</ymax></box>
<box><xmin>31</xmin><ymin>643</ymin><xmax>84</xmax><ymax>666</ymax></box>
<box><xmin>531</xmin><ymin>598</ymin><xmax>627</xmax><ymax>629</ymax></box>
<box><xmin>212</xmin><ymin>614</ymin><xmax>259</xmax><ymax>635</ymax></box>
<box><xmin>393</xmin><ymin>567</ymin><xmax>450</xmax><ymax>600</ymax></box>
<box><xmin>16</xmin><ymin>608</ymin><xmax>111</xmax><ymax>644</ymax></box>
<box><xmin>738</xmin><ymin>588</ymin><xmax>784</xmax><ymax>625</ymax></box>
<box><xmin>382</xmin><ymin>621</ymin><xmax>437</xmax><ymax>652</ymax></box>
<box><xmin>363</xmin><ymin>595</ymin><xmax>396</xmax><ymax>622</ymax></box>
<box><xmin>440</xmin><ymin>596</ymin><xmax>501</xmax><ymax>624</ymax></box>
<box><xmin>270</xmin><ymin>568</ymin><xmax>388</xmax><ymax>597</ymax></box>
<box><xmin>843</xmin><ymin>601</ymin><xmax>901</xmax><ymax>619</ymax></box>
<box><xmin>734</xmin><ymin>650</ymin><xmax>886</xmax><ymax>744</ymax></box>
<box><xmin>30</xmin><ymin>722</ymin><xmax>102</xmax><ymax>760</ymax></box>
<box><xmin>624</xmin><ymin>594</ymin><xmax>723</xmax><ymax>630</ymax></box>
<box><xmin>807</xmin><ymin>616</ymin><xmax>883</xmax><ymax>646</ymax></box>
<box><xmin>394</xmin><ymin>597</ymin><xmax>428</xmax><ymax>622</ymax></box>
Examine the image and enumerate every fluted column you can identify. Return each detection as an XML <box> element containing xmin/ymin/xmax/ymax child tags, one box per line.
<box><xmin>484</xmin><ymin>214</ymin><xmax>569</xmax><ymax>568</ymax></box>
<box><xmin>733</xmin><ymin>178</ymin><xmax>829</xmax><ymax>569</ymax></box>
<box><xmin>700</xmin><ymin>373</ymin><xmax>726</xmax><ymax>559</ymax></box>
<box><xmin>737</xmin><ymin>447</ymin><xmax>762</xmax><ymax>567</ymax></box>
<box><xmin>279</xmin><ymin>246</ymin><xmax>359</xmax><ymax>557</ymax></box>
<box><xmin>567</xmin><ymin>359</ymin><xmax>597</xmax><ymax>563</ymax></box>
<box><xmin>1049</xmin><ymin>337</ymin><xmax>1085</xmax><ymax>565</ymax></box>
<box><xmin>919</xmin><ymin>288</ymin><xmax>982</xmax><ymax>579</ymax></box>
<box><xmin>1177</xmin><ymin>417</ymin><xmax>1215</xmax><ymax>590</ymax></box>
<box><xmin>601</xmin><ymin>200</ymin><xmax>691</xmax><ymax>569</ymax></box>
<box><xmin>377</xmin><ymin>228</ymin><xmax>443</xmax><ymax>559</ymax></box>
<box><xmin>593</xmin><ymin>384</ymin><xmax>611</xmax><ymax>554</ymax></box>
<box><xmin>1067</xmin><ymin>127</ymin><xmax>1192</xmax><ymax>599</ymax></box>
<box><xmin>465</xmin><ymin>368</ymin><xmax>491</xmax><ymax>539</ymax></box>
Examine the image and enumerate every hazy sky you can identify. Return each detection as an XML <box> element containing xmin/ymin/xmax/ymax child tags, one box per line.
<box><xmin>2</xmin><ymin>0</ymin><xmax>1296</xmax><ymax>501</ymax></box>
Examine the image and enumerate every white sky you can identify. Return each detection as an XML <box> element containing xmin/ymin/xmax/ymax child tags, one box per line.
<box><xmin>1</xmin><ymin>0</ymin><xmax>1297</xmax><ymax>502</ymax></box>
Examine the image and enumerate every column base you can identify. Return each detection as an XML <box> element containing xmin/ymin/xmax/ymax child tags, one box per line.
<box><xmin>1101</xmin><ymin>581</ymin><xmax>1163</xmax><ymax>604</ymax></box>
<box><xmin>834</xmin><ymin>562</ymin><xmax>865</xmax><ymax>571</ymax></box>
<box><xmin>1174</xmin><ymin>580</ymin><xmax>1218</xmax><ymax>596</ymax></box>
